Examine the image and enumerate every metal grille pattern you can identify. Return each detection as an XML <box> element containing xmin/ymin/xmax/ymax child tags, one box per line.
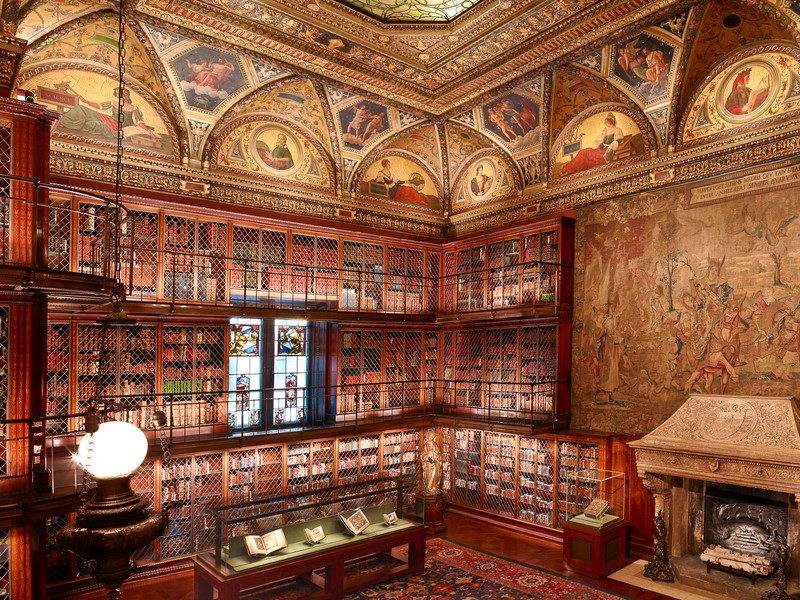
<box><xmin>198</xmin><ymin>220</ymin><xmax>227</xmax><ymax>302</ymax></box>
<box><xmin>338</xmin><ymin>435</ymin><xmax>380</xmax><ymax>485</ymax></box>
<box><xmin>163</xmin><ymin>216</ymin><xmax>195</xmax><ymax>300</ymax></box>
<box><xmin>131</xmin><ymin>460</ymin><xmax>157</xmax><ymax>564</ymax></box>
<box><xmin>0</xmin><ymin>126</ymin><xmax>10</xmax><ymax>261</ymax></box>
<box><xmin>261</xmin><ymin>229</ymin><xmax>286</xmax><ymax>294</ymax></box>
<box><xmin>46</xmin><ymin>515</ymin><xmax>71</xmax><ymax>583</ymax></box>
<box><xmin>556</xmin><ymin>441</ymin><xmax>599</xmax><ymax>527</ymax></box>
<box><xmin>46</xmin><ymin>323</ymin><xmax>70</xmax><ymax>434</ymax></box>
<box><xmin>403</xmin><ymin>331</ymin><xmax>422</xmax><ymax>406</ymax></box>
<box><xmin>441</xmin><ymin>330</ymin><xmax>453</xmax><ymax>406</ymax></box>
<box><xmin>232</xmin><ymin>226</ymin><xmax>261</xmax><ymax>294</ymax></box>
<box><xmin>452</xmin><ymin>428</ymin><xmax>481</xmax><ymax>508</ymax></box>
<box><xmin>286</xmin><ymin>442</ymin><xmax>311</xmax><ymax>495</ymax></box>
<box><xmin>443</xmin><ymin>251</ymin><xmax>455</xmax><ymax>312</ymax></box>
<box><xmin>427</xmin><ymin>251</ymin><xmax>439</xmax><ymax>313</ymax></box>
<box><xmin>160</xmin><ymin>456</ymin><xmax>193</xmax><ymax>559</ymax></box>
<box><xmin>382</xmin><ymin>429</ymin><xmax>418</xmax><ymax>479</ymax></box>
<box><xmin>483</xmin><ymin>432</ymin><xmax>516</xmax><ymax>516</ymax></box>
<box><xmin>362</xmin><ymin>330</ymin><xmax>382</xmax><ymax>410</ymax></box>
<box><xmin>255</xmin><ymin>446</ymin><xmax>284</xmax><ymax>498</ymax></box>
<box><xmin>118</xmin><ymin>325</ymin><xmax>157</xmax><ymax>428</ymax></box>
<box><xmin>521</xmin><ymin>324</ymin><xmax>557</xmax><ymax>413</ymax></box>
<box><xmin>315</xmin><ymin>236</ymin><xmax>339</xmax><ymax>296</ymax></box>
<box><xmin>424</xmin><ymin>331</ymin><xmax>438</xmax><ymax>405</ymax></box>
<box><xmin>228</xmin><ymin>450</ymin><xmax>256</xmax><ymax>505</ymax></box>
<box><xmin>339</xmin><ymin>330</ymin><xmax>360</xmax><ymax>413</ymax></box>
<box><xmin>311</xmin><ymin>440</ymin><xmax>335</xmax><ymax>492</ymax></box>
<box><xmin>385</xmin><ymin>332</ymin><xmax>403</xmax><ymax>408</ymax></box>
<box><xmin>121</xmin><ymin>210</ymin><xmax>159</xmax><ymax>300</ymax></box>
<box><xmin>193</xmin><ymin>453</ymin><xmax>224</xmax><ymax>553</ymax></box>
<box><xmin>518</xmin><ymin>437</ymin><xmax>555</xmax><ymax>527</ymax></box>
<box><xmin>46</xmin><ymin>195</ymin><xmax>72</xmax><ymax>271</ymax></box>
<box><xmin>76</xmin><ymin>202</ymin><xmax>107</xmax><ymax>275</ymax></box>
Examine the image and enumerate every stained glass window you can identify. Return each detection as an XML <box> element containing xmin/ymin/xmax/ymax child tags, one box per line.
<box><xmin>273</xmin><ymin>320</ymin><xmax>308</xmax><ymax>426</ymax></box>
<box><xmin>336</xmin><ymin>0</ymin><xmax>479</xmax><ymax>22</ymax></box>
<box><xmin>228</xmin><ymin>318</ymin><xmax>263</xmax><ymax>428</ymax></box>
<box><xmin>278</xmin><ymin>325</ymin><xmax>306</xmax><ymax>355</ymax></box>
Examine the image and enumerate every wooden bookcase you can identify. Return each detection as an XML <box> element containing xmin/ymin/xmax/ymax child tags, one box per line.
<box><xmin>162</xmin><ymin>215</ymin><xmax>227</xmax><ymax>302</ymax></box>
<box><xmin>442</xmin><ymin>427</ymin><xmax>611</xmax><ymax>534</ymax></box>
<box><xmin>442</xmin><ymin>216</ymin><xmax>574</xmax><ymax>314</ymax></box>
<box><xmin>336</xmin><ymin>434</ymin><xmax>381</xmax><ymax>485</ymax></box>
<box><xmin>341</xmin><ymin>240</ymin><xmax>384</xmax><ymax>310</ymax></box>
<box><xmin>120</xmin><ymin>209</ymin><xmax>159</xmax><ymax>300</ymax></box>
<box><xmin>290</xmin><ymin>233</ymin><xmax>339</xmax><ymax>297</ymax></box>
<box><xmin>46</xmin><ymin>323</ymin><xmax>71</xmax><ymax>434</ymax></box>
<box><xmin>230</xmin><ymin>225</ymin><xmax>287</xmax><ymax>297</ymax></box>
<box><xmin>160</xmin><ymin>325</ymin><xmax>227</xmax><ymax>430</ymax></box>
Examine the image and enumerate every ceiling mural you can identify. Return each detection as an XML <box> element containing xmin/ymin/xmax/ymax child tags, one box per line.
<box><xmin>20</xmin><ymin>13</ymin><xmax>171</xmax><ymax>108</ymax></box>
<box><xmin>15</xmin><ymin>0</ymin><xmax>101</xmax><ymax>42</ymax></box>
<box><xmin>21</xmin><ymin>68</ymin><xmax>177</xmax><ymax>158</ymax></box>
<box><xmin>444</xmin><ymin>124</ymin><xmax>494</xmax><ymax>183</ymax></box>
<box><xmin>552</xmin><ymin>106</ymin><xmax>646</xmax><ymax>179</ymax></box>
<box><xmin>382</xmin><ymin>125</ymin><xmax>441</xmax><ymax>181</ymax></box>
<box><xmin>682</xmin><ymin>50</ymin><xmax>800</xmax><ymax>144</ymax></box>
<box><xmin>679</xmin><ymin>0</ymin><xmax>795</xmax><ymax>114</ymax></box>
<box><xmin>451</xmin><ymin>154</ymin><xmax>515</xmax><ymax>211</ymax></box>
<box><xmin>358</xmin><ymin>154</ymin><xmax>441</xmax><ymax>212</ymax></box>
<box><xmin>8</xmin><ymin>0</ymin><xmax>800</xmax><ymax>233</ymax></box>
<box><xmin>215</xmin><ymin>119</ymin><xmax>332</xmax><ymax>189</ymax></box>
<box><xmin>610</xmin><ymin>31</ymin><xmax>677</xmax><ymax>105</ymax></box>
<box><xmin>233</xmin><ymin>79</ymin><xmax>330</xmax><ymax>154</ymax></box>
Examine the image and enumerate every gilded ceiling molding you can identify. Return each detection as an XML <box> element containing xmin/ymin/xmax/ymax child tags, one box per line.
<box><xmin>138</xmin><ymin>0</ymin><xmax>685</xmax><ymax>114</ymax></box>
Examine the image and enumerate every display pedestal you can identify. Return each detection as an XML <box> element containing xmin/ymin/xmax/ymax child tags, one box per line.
<box><xmin>563</xmin><ymin>516</ymin><xmax>627</xmax><ymax>578</ymax></box>
<box><xmin>415</xmin><ymin>493</ymin><xmax>447</xmax><ymax>535</ymax></box>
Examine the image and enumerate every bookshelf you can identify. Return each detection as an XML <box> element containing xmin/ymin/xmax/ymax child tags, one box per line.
<box><xmin>290</xmin><ymin>233</ymin><xmax>339</xmax><ymax>297</ymax></box>
<box><xmin>444</xmin><ymin>428</ymin><xmax>606</xmax><ymax>533</ymax></box>
<box><xmin>163</xmin><ymin>215</ymin><xmax>226</xmax><ymax>302</ymax></box>
<box><xmin>159</xmin><ymin>456</ymin><xmax>193</xmax><ymax>559</ymax></box>
<box><xmin>337</xmin><ymin>434</ymin><xmax>381</xmax><ymax>485</ymax></box>
<box><xmin>519</xmin><ymin>436</ymin><xmax>556</xmax><ymax>527</ymax></box>
<box><xmin>342</xmin><ymin>240</ymin><xmax>384</xmax><ymax>310</ymax></box>
<box><xmin>120</xmin><ymin>209</ymin><xmax>159</xmax><ymax>300</ymax></box>
<box><xmin>442</xmin><ymin>217</ymin><xmax>573</xmax><ymax>313</ymax></box>
<box><xmin>161</xmin><ymin>325</ymin><xmax>226</xmax><ymax>430</ymax></box>
<box><xmin>452</xmin><ymin>428</ymin><xmax>482</xmax><ymax>508</ymax></box>
<box><xmin>385</xmin><ymin>246</ymin><xmax>424</xmax><ymax>313</ymax></box>
<box><xmin>75</xmin><ymin>323</ymin><xmax>157</xmax><ymax>425</ymax></box>
<box><xmin>286</xmin><ymin>439</ymin><xmax>335</xmax><ymax>496</ymax></box>
<box><xmin>338</xmin><ymin>329</ymin><xmax>382</xmax><ymax>414</ymax></box>
<box><xmin>231</xmin><ymin>226</ymin><xmax>287</xmax><ymax>296</ymax></box>
<box><xmin>46</xmin><ymin>323</ymin><xmax>70</xmax><ymax>434</ymax></box>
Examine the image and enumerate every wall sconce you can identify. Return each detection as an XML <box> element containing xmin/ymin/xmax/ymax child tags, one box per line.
<box><xmin>57</xmin><ymin>415</ymin><xmax>166</xmax><ymax>599</ymax></box>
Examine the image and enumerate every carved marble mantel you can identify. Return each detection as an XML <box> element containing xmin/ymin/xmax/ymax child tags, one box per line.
<box><xmin>631</xmin><ymin>395</ymin><xmax>800</xmax><ymax>498</ymax></box>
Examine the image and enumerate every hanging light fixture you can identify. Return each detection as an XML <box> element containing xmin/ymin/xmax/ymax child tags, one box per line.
<box><xmin>56</xmin><ymin>3</ymin><xmax>166</xmax><ymax>598</ymax></box>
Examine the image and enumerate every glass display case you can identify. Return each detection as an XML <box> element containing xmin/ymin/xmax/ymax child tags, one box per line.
<box><xmin>564</xmin><ymin>468</ymin><xmax>626</xmax><ymax>528</ymax></box>
<box><xmin>562</xmin><ymin>469</ymin><xmax>627</xmax><ymax>578</ymax></box>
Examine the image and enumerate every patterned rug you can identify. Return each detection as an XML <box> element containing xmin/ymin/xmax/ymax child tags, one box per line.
<box><xmin>249</xmin><ymin>537</ymin><xmax>628</xmax><ymax>599</ymax></box>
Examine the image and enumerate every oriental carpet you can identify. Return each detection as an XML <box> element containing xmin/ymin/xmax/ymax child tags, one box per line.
<box><xmin>255</xmin><ymin>537</ymin><xmax>628</xmax><ymax>599</ymax></box>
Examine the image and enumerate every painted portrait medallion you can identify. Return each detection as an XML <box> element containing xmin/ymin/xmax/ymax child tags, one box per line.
<box><xmin>466</xmin><ymin>159</ymin><xmax>496</xmax><ymax>200</ymax></box>
<box><xmin>252</xmin><ymin>126</ymin><xmax>303</xmax><ymax>176</ymax></box>
<box><xmin>716</xmin><ymin>59</ymin><xmax>780</xmax><ymax>123</ymax></box>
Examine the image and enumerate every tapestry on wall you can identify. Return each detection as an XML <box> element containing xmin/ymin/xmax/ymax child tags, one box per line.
<box><xmin>572</xmin><ymin>166</ymin><xmax>800</xmax><ymax>435</ymax></box>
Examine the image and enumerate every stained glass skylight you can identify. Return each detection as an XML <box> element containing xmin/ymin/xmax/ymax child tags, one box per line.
<box><xmin>335</xmin><ymin>0</ymin><xmax>480</xmax><ymax>23</ymax></box>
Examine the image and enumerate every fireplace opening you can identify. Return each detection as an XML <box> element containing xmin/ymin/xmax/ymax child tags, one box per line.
<box><xmin>703</xmin><ymin>482</ymin><xmax>789</xmax><ymax>563</ymax></box>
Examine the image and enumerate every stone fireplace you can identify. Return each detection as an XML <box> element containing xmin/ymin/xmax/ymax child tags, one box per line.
<box><xmin>630</xmin><ymin>395</ymin><xmax>800</xmax><ymax>599</ymax></box>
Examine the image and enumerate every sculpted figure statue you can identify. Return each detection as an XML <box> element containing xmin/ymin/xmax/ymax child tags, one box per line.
<box><xmin>421</xmin><ymin>429</ymin><xmax>443</xmax><ymax>496</ymax></box>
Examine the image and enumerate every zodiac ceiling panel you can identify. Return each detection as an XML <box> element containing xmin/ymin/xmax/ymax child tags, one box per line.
<box><xmin>610</xmin><ymin>31</ymin><xmax>679</xmax><ymax>107</ymax></box>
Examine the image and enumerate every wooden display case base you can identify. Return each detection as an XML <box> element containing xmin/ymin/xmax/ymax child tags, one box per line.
<box><xmin>415</xmin><ymin>493</ymin><xmax>447</xmax><ymax>535</ymax></box>
<box><xmin>563</xmin><ymin>517</ymin><xmax>627</xmax><ymax>578</ymax></box>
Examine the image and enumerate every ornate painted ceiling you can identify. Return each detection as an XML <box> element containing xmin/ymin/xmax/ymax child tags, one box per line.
<box><xmin>4</xmin><ymin>0</ymin><xmax>800</xmax><ymax>236</ymax></box>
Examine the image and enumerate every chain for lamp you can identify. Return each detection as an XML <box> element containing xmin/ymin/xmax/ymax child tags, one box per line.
<box><xmin>112</xmin><ymin>0</ymin><xmax>127</xmax><ymax>284</ymax></box>
<box><xmin>77</xmin><ymin>431</ymin><xmax>95</xmax><ymax>519</ymax></box>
